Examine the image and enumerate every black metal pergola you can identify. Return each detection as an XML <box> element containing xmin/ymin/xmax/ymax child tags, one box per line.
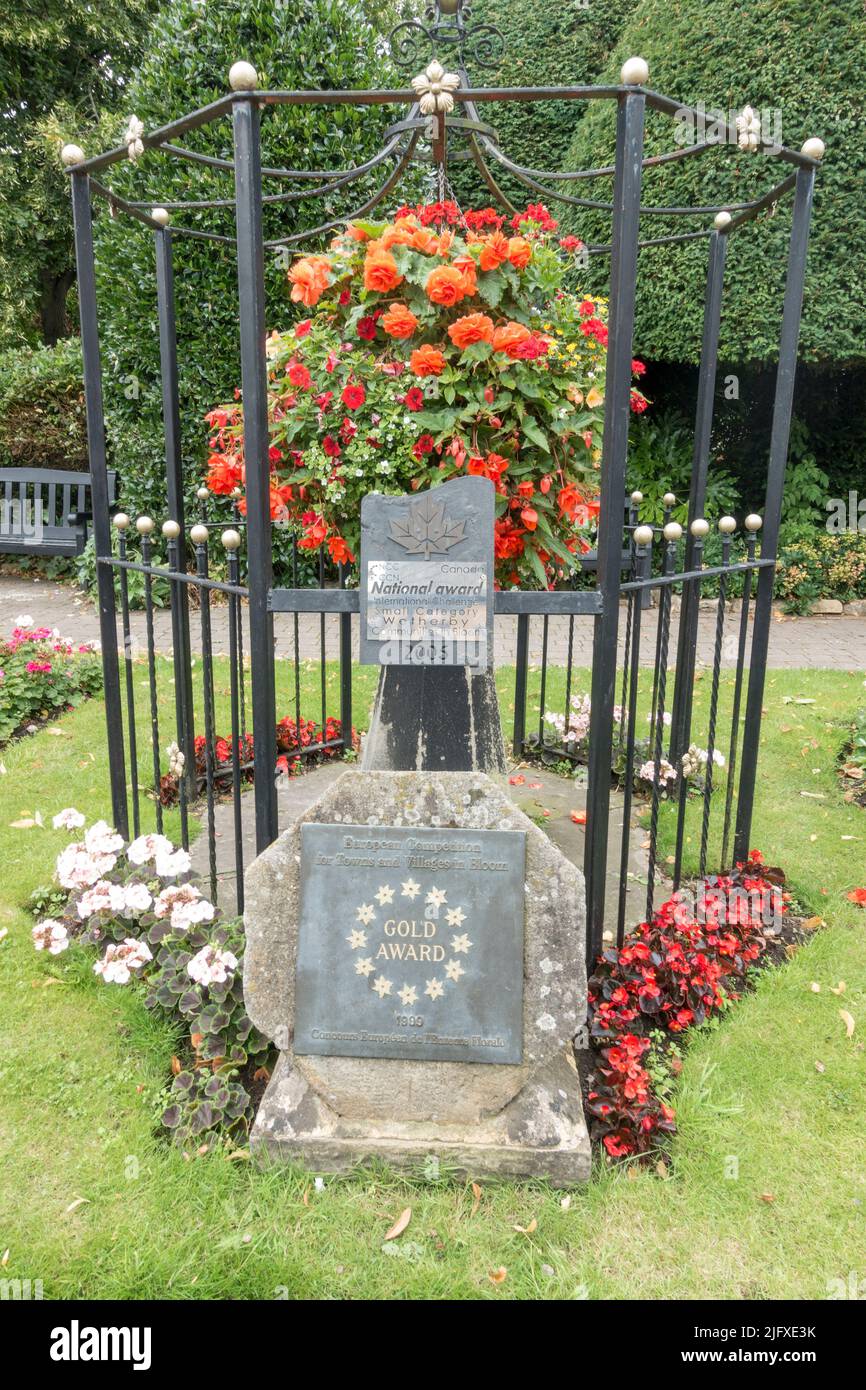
<box><xmin>65</xmin><ymin>1</ymin><xmax>822</xmax><ymax>962</ymax></box>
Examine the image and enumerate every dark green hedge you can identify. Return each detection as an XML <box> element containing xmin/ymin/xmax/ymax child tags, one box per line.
<box><xmin>557</xmin><ymin>0</ymin><xmax>866</xmax><ymax>366</ymax></box>
<box><xmin>449</xmin><ymin>0</ymin><xmax>636</xmax><ymax>206</ymax></box>
<box><xmin>0</xmin><ymin>339</ymin><xmax>87</xmax><ymax>469</ymax></box>
<box><xmin>92</xmin><ymin>0</ymin><xmax>420</xmax><ymax>521</ymax></box>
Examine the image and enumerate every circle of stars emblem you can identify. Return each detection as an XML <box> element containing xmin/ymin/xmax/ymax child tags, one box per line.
<box><xmin>346</xmin><ymin>880</ymin><xmax>473</xmax><ymax>1006</ymax></box>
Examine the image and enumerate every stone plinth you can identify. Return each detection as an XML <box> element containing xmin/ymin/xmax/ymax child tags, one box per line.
<box><xmin>243</xmin><ymin>770</ymin><xmax>590</xmax><ymax>1185</ymax></box>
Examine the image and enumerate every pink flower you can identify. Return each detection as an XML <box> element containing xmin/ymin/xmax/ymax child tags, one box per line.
<box><xmin>84</xmin><ymin>821</ymin><xmax>125</xmax><ymax>857</ymax></box>
<box><xmin>32</xmin><ymin>920</ymin><xmax>69</xmax><ymax>955</ymax></box>
<box><xmin>52</xmin><ymin>807</ymin><xmax>85</xmax><ymax>831</ymax></box>
<box><xmin>77</xmin><ymin>880</ymin><xmax>128</xmax><ymax>919</ymax></box>
<box><xmin>154</xmin><ymin>883</ymin><xmax>214</xmax><ymax>933</ymax></box>
<box><xmin>127</xmin><ymin>832</ymin><xmax>173</xmax><ymax>866</ymax></box>
<box><xmin>56</xmin><ymin>843</ymin><xmax>117</xmax><ymax>889</ymax></box>
<box><xmin>187</xmin><ymin>944</ymin><xmax>238</xmax><ymax>987</ymax></box>
<box><xmin>154</xmin><ymin>846</ymin><xmax>192</xmax><ymax>878</ymax></box>
<box><xmin>93</xmin><ymin>938</ymin><xmax>152</xmax><ymax>985</ymax></box>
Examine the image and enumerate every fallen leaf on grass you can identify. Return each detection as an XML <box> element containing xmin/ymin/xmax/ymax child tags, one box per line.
<box><xmin>809</xmin><ymin>982</ymin><xmax>821</xmax><ymax>993</ymax></box>
<box><xmin>799</xmin><ymin>791</ymin><xmax>825</xmax><ymax>800</ymax></box>
<box><xmin>470</xmin><ymin>1181</ymin><xmax>483</xmax><ymax>1216</ymax></box>
<box><xmin>0</xmin><ymin>929</ymin><xmax>7</xmax><ymax>946</ymax></box>
<box><xmin>846</xmin><ymin>888</ymin><xmax>866</xmax><ymax>907</ymax></box>
<box><xmin>383</xmin><ymin>1207</ymin><xmax>412</xmax><ymax>1242</ymax></box>
<box><xmin>9</xmin><ymin>819</ymin><xmax>37</xmax><ymax>829</ymax></box>
<box><xmin>814</xmin><ymin>1061</ymin><xmax>826</xmax><ymax>1073</ymax></box>
<box><xmin>801</xmin><ymin>916</ymin><xmax>825</xmax><ymax>931</ymax></box>
<box><xmin>656</xmin><ymin>1161</ymin><xmax>669</xmax><ymax>1179</ymax></box>
<box><xmin>840</xmin><ymin>1010</ymin><xmax>856</xmax><ymax>1038</ymax></box>
<box><xmin>225</xmin><ymin>1149</ymin><xmax>250</xmax><ymax>1161</ymax></box>
<box><xmin>570</xmin><ymin>810</ymin><xmax>587</xmax><ymax>825</ymax></box>
<box><xmin>1</xmin><ymin>1249</ymin><xmax>8</xmax><ymax>1267</ymax></box>
<box><xmin>488</xmin><ymin>1266</ymin><xmax>508</xmax><ymax>1285</ymax></box>
<box><xmin>513</xmin><ymin>1218</ymin><xmax>538</xmax><ymax>1235</ymax></box>
<box><xmin>560</xmin><ymin>1194</ymin><xmax>572</xmax><ymax>1211</ymax></box>
<box><xmin>759</xmin><ymin>1193</ymin><xmax>776</xmax><ymax>1204</ymax></box>
<box><xmin>170</xmin><ymin>1055</ymin><xmax>182</xmax><ymax>1075</ymax></box>
<box><xmin>66</xmin><ymin>1197</ymin><xmax>89</xmax><ymax>1214</ymax></box>
<box><xmin>830</xmin><ymin>982</ymin><xmax>847</xmax><ymax>996</ymax></box>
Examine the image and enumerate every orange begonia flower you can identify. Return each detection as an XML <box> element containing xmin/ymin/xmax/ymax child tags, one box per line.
<box><xmin>425</xmin><ymin>264</ymin><xmax>468</xmax><ymax>307</ymax></box>
<box><xmin>381</xmin><ymin>303</ymin><xmax>420</xmax><ymax>340</ymax></box>
<box><xmin>363</xmin><ymin>249</ymin><xmax>404</xmax><ymax>294</ymax></box>
<box><xmin>379</xmin><ymin>224</ymin><xmax>416</xmax><ymax>251</ymax></box>
<box><xmin>345</xmin><ymin>223</ymin><xmax>369</xmax><ymax>242</ymax></box>
<box><xmin>410</xmin><ymin>227</ymin><xmax>440</xmax><ymax>255</ymax></box>
<box><xmin>478</xmin><ymin>231</ymin><xmax>510</xmax><ymax>272</ymax></box>
<box><xmin>492</xmin><ymin>321</ymin><xmax>532</xmax><ymax>355</ymax></box>
<box><xmin>409</xmin><ymin>345</ymin><xmax>447</xmax><ymax>377</ymax></box>
<box><xmin>288</xmin><ymin>255</ymin><xmax>331</xmax><ymax>307</ymax></box>
<box><xmin>448</xmin><ymin>313</ymin><xmax>495</xmax><ymax>350</ymax></box>
<box><xmin>507</xmin><ymin>236</ymin><xmax>532</xmax><ymax>269</ymax></box>
<box><xmin>452</xmin><ymin>254</ymin><xmax>477</xmax><ymax>296</ymax></box>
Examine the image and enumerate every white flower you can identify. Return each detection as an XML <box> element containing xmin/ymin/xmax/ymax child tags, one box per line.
<box><xmin>638</xmin><ymin>758</ymin><xmax>677</xmax><ymax>786</ymax></box>
<box><xmin>93</xmin><ymin>937</ymin><xmax>152</xmax><ymax>984</ymax></box>
<box><xmin>166</xmin><ymin>742</ymin><xmax>185</xmax><ymax>778</ymax></box>
<box><xmin>77</xmin><ymin>880</ymin><xmax>128</xmax><ymax>919</ymax></box>
<box><xmin>84</xmin><ymin>820</ymin><xmax>125</xmax><ymax>856</ymax></box>
<box><xmin>154</xmin><ymin>846</ymin><xmax>192</xmax><ymax>878</ymax></box>
<box><xmin>646</xmin><ymin>710</ymin><xmax>673</xmax><ymax>727</ymax></box>
<box><xmin>127</xmin><ymin>832</ymin><xmax>174</xmax><ymax>866</ymax></box>
<box><xmin>411</xmin><ymin>59</ymin><xmax>460</xmax><ymax>115</ymax></box>
<box><xmin>15</xmin><ymin>613</ymin><xmax>33</xmax><ymax>627</ymax></box>
<box><xmin>123</xmin><ymin>882</ymin><xmax>153</xmax><ymax>916</ymax></box>
<box><xmin>32</xmin><ymin>920</ymin><xmax>69</xmax><ymax>955</ymax></box>
<box><xmin>124</xmin><ymin>113</ymin><xmax>145</xmax><ymax>161</ymax></box>
<box><xmin>53</xmin><ymin>807</ymin><xmax>85</xmax><ymax>831</ymax></box>
<box><xmin>154</xmin><ymin>883</ymin><xmax>214</xmax><ymax>933</ymax></box>
<box><xmin>56</xmin><ymin>843</ymin><xmax>117</xmax><ymax>889</ymax></box>
<box><xmin>187</xmin><ymin>944</ymin><xmax>238</xmax><ymax>988</ymax></box>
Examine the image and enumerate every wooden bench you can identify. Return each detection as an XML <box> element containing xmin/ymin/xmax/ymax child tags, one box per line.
<box><xmin>0</xmin><ymin>467</ymin><xmax>118</xmax><ymax>558</ymax></box>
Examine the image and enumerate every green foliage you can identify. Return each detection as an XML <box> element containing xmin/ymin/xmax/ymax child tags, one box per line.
<box><xmin>0</xmin><ymin>625</ymin><xmax>102</xmax><ymax>745</ymax></box>
<box><xmin>558</xmin><ymin>0</ymin><xmax>866</xmax><ymax>365</ymax></box>
<box><xmin>775</xmin><ymin>525</ymin><xmax>866</xmax><ymax>614</ymax></box>
<box><xmin>94</xmin><ymin>0</ymin><xmax>422</xmax><ymax>525</ymax></box>
<box><xmin>0</xmin><ymin>0</ymin><xmax>157</xmax><ymax>347</ymax></box>
<box><xmin>778</xmin><ymin>419</ymin><xmax>829</xmax><ymax>528</ymax></box>
<box><xmin>448</xmin><ymin>0</ymin><xmax>637</xmax><ymax>206</ymax></box>
<box><xmin>0</xmin><ymin>338</ymin><xmax>87</xmax><ymax>468</ymax></box>
<box><xmin>627</xmin><ymin>410</ymin><xmax>739</xmax><ymax>523</ymax></box>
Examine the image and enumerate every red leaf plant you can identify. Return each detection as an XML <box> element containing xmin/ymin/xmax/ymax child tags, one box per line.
<box><xmin>586</xmin><ymin>851</ymin><xmax>789</xmax><ymax>1159</ymax></box>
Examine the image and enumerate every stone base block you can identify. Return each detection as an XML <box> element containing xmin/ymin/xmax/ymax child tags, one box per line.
<box><xmin>251</xmin><ymin>1049</ymin><xmax>591</xmax><ymax>1187</ymax></box>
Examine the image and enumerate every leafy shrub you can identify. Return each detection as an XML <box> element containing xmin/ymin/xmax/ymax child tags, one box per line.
<box><xmin>775</xmin><ymin>527</ymin><xmax>866</xmax><ymax>613</ymax></box>
<box><xmin>586</xmin><ymin>852</ymin><xmax>789</xmax><ymax>1156</ymax></box>
<box><xmin>627</xmin><ymin>410</ymin><xmax>740</xmax><ymax>524</ymax></box>
<box><xmin>0</xmin><ymin>623</ymin><xmax>102</xmax><ymax>744</ymax></box>
<box><xmin>31</xmin><ymin>818</ymin><xmax>270</xmax><ymax>1145</ymax></box>
<box><xmin>0</xmin><ymin>339</ymin><xmax>87</xmax><ymax>469</ymax></box>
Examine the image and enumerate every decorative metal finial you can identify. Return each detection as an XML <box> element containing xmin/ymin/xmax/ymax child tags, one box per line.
<box><xmin>124</xmin><ymin>114</ymin><xmax>145</xmax><ymax>162</ymax></box>
<box><xmin>388</xmin><ymin>0</ymin><xmax>504</xmax><ymax>73</ymax></box>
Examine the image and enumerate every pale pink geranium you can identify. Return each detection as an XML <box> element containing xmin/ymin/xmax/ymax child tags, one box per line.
<box><xmin>127</xmin><ymin>832</ymin><xmax>174</xmax><ymax>867</ymax></box>
<box><xmin>154</xmin><ymin>846</ymin><xmax>192</xmax><ymax>878</ymax></box>
<box><xmin>52</xmin><ymin>807</ymin><xmax>86</xmax><ymax>832</ymax></box>
<box><xmin>56</xmin><ymin>843</ymin><xmax>117</xmax><ymax>890</ymax></box>
<box><xmin>77</xmin><ymin>880</ymin><xmax>128</xmax><ymax>920</ymax></box>
<box><xmin>32</xmin><ymin>920</ymin><xmax>69</xmax><ymax>954</ymax></box>
<box><xmin>123</xmin><ymin>882</ymin><xmax>153</xmax><ymax>916</ymax></box>
<box><xmin>187</xmin><ymin>944</ymin><xmax>238</xmax><ymax>987</ymax></box>
<box><xmin>93</xmin><ymin>937</ymin><xmax>152</xmax><ymax>984</ymax></box>
<box><xmin>154</xmin><ymin>883</ymin><xmax>214</xmax><ymax>933</ymax></box>
<box><xmin>84</xmin><ymin>820</ymin><xmax>125</xmax><ymax>857</ymax></box>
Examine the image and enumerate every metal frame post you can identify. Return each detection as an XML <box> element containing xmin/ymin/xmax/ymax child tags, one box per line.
<box><xmin>734</xmin><ymin>167</ymin><xmax>816</xmax><ymax>861</ymax></box>
<box><xmin>155</xmin><ymin>227</ymin><xmax>196</xmax><ymax>804</ymax></box>
<box><xmin>70</xmin><ymin>172</ymin><xmax>129</xmax><ymax>837</ymax></box>
<box><xmin>232</xmin><ymin>96</ymin><xmax>278</xmax><ymax>852</ymax></box>
<box><xmin>669</xmin><ymin>228</ymin><xmax>727</xmax><ymax>765</ymax></box>
<box><xmin>583</xmin><ymin>88</ymin><xmax>646</xmax><ymax>961</ymax></box>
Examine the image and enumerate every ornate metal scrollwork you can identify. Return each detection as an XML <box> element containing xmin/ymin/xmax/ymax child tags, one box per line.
<box><xmin>388</xmin><ymin>0</ymin><xmax>504</xmax><ymax>72</ymax></box>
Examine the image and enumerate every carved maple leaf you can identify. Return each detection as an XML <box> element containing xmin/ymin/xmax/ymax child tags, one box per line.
<box><xmin>388</xmin><ymin>492</ymin><xmax>466</xmax><ymax>557</ymax></box>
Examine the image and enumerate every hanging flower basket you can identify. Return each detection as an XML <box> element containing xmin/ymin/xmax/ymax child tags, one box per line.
<box><xmin>204</xmin><ymin>202</ymin><xmax>648</xmax><ymax>587</ymax></box>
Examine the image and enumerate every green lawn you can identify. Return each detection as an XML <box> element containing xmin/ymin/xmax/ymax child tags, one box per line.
<box><xmin>0</xmin><ymin>659</ymin><xmax>864</xmax><ymax>1299</ymax></box>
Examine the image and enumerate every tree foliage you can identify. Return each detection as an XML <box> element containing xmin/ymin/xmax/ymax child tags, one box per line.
<box><xmin>92</xmin><ymin>0</ymin><xmax>422</xmax><ymax>521</ymax></box>
<box><xmin>556</xmin><ymin>0</ymin><xmax>866</xmax><ymax>366</ymax></box>
<box><xmin>0</xmin><ymin>0</ymin><xmax>157</xmax><ymax>347</ymax></box>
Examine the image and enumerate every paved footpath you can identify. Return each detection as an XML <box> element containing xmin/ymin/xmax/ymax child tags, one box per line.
<box><xmin>1</xmin><ymin>574</ymin><xmax>865</xmax><ymax>670</ymax></box>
